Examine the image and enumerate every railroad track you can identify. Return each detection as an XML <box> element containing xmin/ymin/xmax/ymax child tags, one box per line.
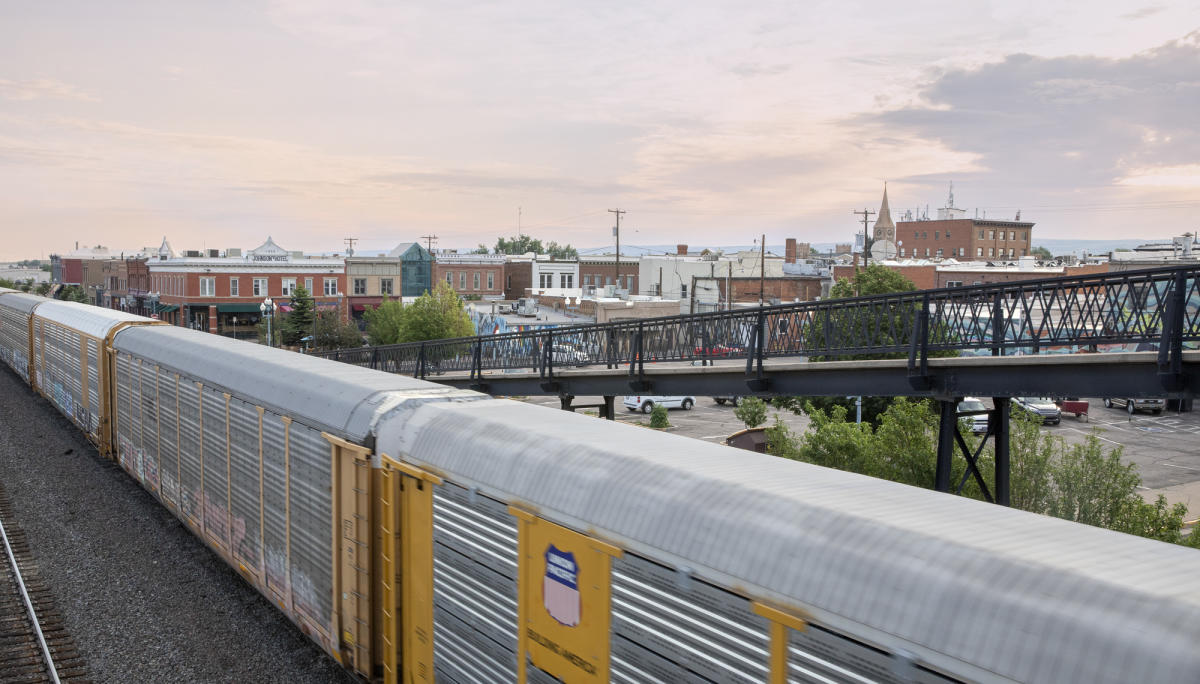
<box><xmin>0</xmin><ymin>484</ymin><xmax>88</xmax><ymax>683</ymax></box>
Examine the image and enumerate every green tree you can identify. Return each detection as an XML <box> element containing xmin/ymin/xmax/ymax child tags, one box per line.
<box><xmin>280</xmin><ymin>287</ymin><xmax>315</xmax><ymax>346</ymax></box>
<box><xmin>473</xmin><ymin>244</ymin><xmax>490</xmax><ymax>254</ymax></box>
<box><xmin>1031</xmin><ymin>245</ymin><xmax>1053</xmax><ymax>260</ymax></box>
<box><xmin>0</xmin><ymin>277</ymin><xmax>14</xmax><ymax>288</ymax></box>
<box><xmin>396</xmin><ymin>281</ymin><xmax>475</xmax><ymax>342</ymax></box>
<box><xmin>733</xmin><ymin>396</ymin><xmax>768</xmax><ymax>429</ymax></box>
<box><xmin>494</xmin><ymin>235</ymin><xmax>544</xmax><ymax>255</ymax></box>
<box><xmin>364</xmin><ymin>298</ymin><xmax>405</xmax><ymax>345</ymax></box>
<box><xmin>312</xmin><ymin>310</ymin><xmax>363</xmax><ymax>351</ymax></box>
<box><xmin>59</xmin><ymin>285</ymin><xmax>90</xmax><ymax>303</ymax></box>
<box><xmin>546</xmin><ymin>241</ymin><xmax>578</xmax><ymax>260</ymax></box>
<box><xmin>649</xmin><ymin>403</ymin><xmax>670</xmax><ymax>428</ymax></box>
<box><xmin>34</xmin><ymin>282</ymin><xmax>51</xmax><ymax>296</ymax></box>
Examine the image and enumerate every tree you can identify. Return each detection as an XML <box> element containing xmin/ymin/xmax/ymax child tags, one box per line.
<box><xmin>546</xmin><ymin>241</ymin><xmax>578</xmax><ymax>260</ymax></box>
<box><xmin>649</xmin><ymin>403</ymin><xmax>670</xmax><ymax>428</ymax></box>
<box><xmin>34</xmin><ymin>282</ymin><xmax>51</xmax><ymax>296</ymax></box>
<box><xmin>59</xmin><ymin>285</ymin><xmax>89</xmax><ymax>303</ymax></box>
<box><xmin>1032</xmin><ymin>246</ymin><xmax>1053</xmax><ymax>260</ymax></box>
<box><xmin>280</xmin><ymin>287</ymin><xmax>315</xmax><ymax>346</ymax></box>
<box><xmin>364</xmin><ymin>298</ymin><xmax>405</xmax><ymax>346</ymax></box>
<box><xmin>312</xmin><ymin>310</ymin><xmax>363</xmax><ymax>351</ymax></box>
<box><xmin>494</xmin><ymin>235</ymin><xmax>544</xmax><ymax>255</ymax></box>
<box><xmin>733</xmin><ymin>396</ymin><xmax>768</xmax><ymax>429</ymax></box>
<box><xmin>395</xmin><ymin>281</ymin><xmax>474</xmax><ymax>343</ymax></box>
<box><xmin>473</xmin><ymin>244</ymin><xmax>490</xmax><ymax>254</ymax></box>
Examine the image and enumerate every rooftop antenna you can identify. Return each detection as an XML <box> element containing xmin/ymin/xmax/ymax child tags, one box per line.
<box><xmin>343</xmin><ymin>237</ymin><xmax>357</xmax><ymax>257</ymax></box>
<box><xmin>518</xmin><ymin>207</ymin><xmax>522</xmax><ymax>237</ymax></box>
<box><xmin>948</xmin><ymin>181</ymin><xmax>955</xmax><ymax>208</ymax></box>
<box><xmin>1015</xmin><ymin>209</ymin><xmax>1021</xmax><ymax>221</ymax></box>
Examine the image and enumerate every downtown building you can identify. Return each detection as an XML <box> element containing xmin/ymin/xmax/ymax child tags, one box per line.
<box><xmin>147</xmin><ymin>237</ymin><xmax>347</xmax><ymax>336</ymax></box>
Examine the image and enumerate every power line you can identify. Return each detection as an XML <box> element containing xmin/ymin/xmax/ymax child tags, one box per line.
<box><xmin>609</xmin><ymin>208</ymin><xmax>626</xmax><ymax>288</ymax></box>
<box><xmin>420</xmin><ymin>234</ymin><xmax>438</xmax><ymax>252</ymax></box>
<box><xmin>852</xmin><ymin>208</ymin><xmax>875</xmax><ymax>266</ymax></box>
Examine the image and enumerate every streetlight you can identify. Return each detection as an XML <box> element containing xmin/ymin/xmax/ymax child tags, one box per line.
<box><xmin>147</xmin><ymin>291</ymin><xmax>160</xmax><ymax>320</ymax></box>
<box><xmin>260</xmin><ymin>297</ymin><xmax>275</xmax><ymax>348</ymax></box>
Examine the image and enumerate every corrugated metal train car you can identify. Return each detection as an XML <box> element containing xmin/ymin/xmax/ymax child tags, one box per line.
<box><xmin>0</xmin><ymin>290</ymin><xmax>43</xmax><ymax>385</ymax></box>
<box><xmin>0</xmin><ymin>293</ymin><xmax>1199</xmax><ymax>683</ymax></box>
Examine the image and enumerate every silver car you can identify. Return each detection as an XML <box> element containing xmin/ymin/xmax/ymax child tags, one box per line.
<box><xmin>1103</xmin><ymin>397</ymin><xmax>1165</xmax><ymax>415</ymax></box>
<box><xmin>957</xmin><ymin>397</ymin><xmax>990</xmax><ymax>434</ymax></box>
<box><xmin>1015</xmin><ymin>397</ymin><xmax>1061</xmax><ymax>425</ymax></box>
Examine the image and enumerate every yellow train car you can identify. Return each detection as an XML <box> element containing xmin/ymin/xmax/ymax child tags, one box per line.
<box><xmin>0</xmin><ymin>290</ymin><xmax>44</xmax><ymax>387</ymax></box>
<box><xmin>29</xmin><ymin>301</ymin><xmax>160</xmax><ymax>454</ymax></box>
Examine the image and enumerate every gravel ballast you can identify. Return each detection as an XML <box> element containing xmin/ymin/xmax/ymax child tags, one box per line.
<box><xmin>0</xmin><ymin>365</ymin><xmax>354</xmax><ymax>683</ymax></box>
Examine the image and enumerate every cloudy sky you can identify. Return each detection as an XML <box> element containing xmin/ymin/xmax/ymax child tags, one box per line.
<box><xmin>2</xmin><ymin>1</ymin><xmax>1198</xmax><ymax>260</ymax></box>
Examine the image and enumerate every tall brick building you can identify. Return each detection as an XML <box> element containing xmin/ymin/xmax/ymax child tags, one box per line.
<box><xmin>895</xmin><ymin>187</ymin><xmax>1034</xmax><ymax>260</ymax></box>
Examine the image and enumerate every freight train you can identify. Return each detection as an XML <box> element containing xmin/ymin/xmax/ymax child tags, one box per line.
<box><xmin>1</xmin><ymin>288</ymin><xmax>1199</xmax><ymax>683</ymax></box>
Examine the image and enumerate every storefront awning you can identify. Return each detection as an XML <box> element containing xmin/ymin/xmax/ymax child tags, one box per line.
<box><xmin>155</xmin><ymin>305</ymin><xmax>178</xmax><ymax>313</ymax></box>
<box><xmin>216</xmin><ymin>304</ymin><xmax>262</xmax><ymax>313</ymax></box>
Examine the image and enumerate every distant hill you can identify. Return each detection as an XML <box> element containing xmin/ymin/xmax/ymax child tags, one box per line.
<box><xmin>580</xmin><ymin>238</ymin><xmax>1150</xmax><ymax>258</ymax></box>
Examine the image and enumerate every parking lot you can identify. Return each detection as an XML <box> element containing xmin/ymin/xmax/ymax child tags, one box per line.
<box><xmin>518</xmin><ymin>393</ymin><xmax>1200</xmax><ymax>514</ymax></box>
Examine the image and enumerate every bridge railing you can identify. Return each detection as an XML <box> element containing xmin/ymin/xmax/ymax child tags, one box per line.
<box><xmin>316</xmin><ymin>265</ymin><xmax>1200</xmax><ymax>380</ymax></box>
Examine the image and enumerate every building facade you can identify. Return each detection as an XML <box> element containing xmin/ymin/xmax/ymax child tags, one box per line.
<box><xmin>434</xmin><ymin>253</ymin><xmax>506</xmax><ymax>299</ymax></box>
<box><xmin>345</xmin><ymin>256</ymin><xmax>405</xmax><ymax>324</ymax></box>
<box><xmin>578</xmin><ymin>254</ymin><xmax>640</xmax><ymax>294</ymax></box>
<box><xmin>503</xmin><ymin>256</ymin><xmax>579</xmax><ymax>300</ymax></box>
<box><xmin>389</xmin><ymin>242</ymin><xmax>434</xmax><ymax>297</ymax></box>
<box><xmin>148</xmin><ymin>237</ymin><xmax>346</xmax><ymax>336</ymax></box>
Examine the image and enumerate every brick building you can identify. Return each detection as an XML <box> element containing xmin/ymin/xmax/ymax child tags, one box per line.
<box><xmin>434</xmin><ymin>253</ymin><xmax>506</xmax><ymax>299</ymax></box>
<box><xmin>578</xmin><ymin>254</ymin><xmax>639</xmax><ymax>294</ymax></box>
<box><xmin>896</xmin><ymin>218</ymin><xmax>1035</xmax><ymax>260</ymax></box>
<box><xmin>148</xmin><ymin>237</ymin><xmax>346</xmax><ymax>336</ymax></box>
<box><xmin>833</xmin><ymin>258</ymin><xmax>1107</xmax><ymax>292</ymax></box>
<box><xmin>502</xmin><ymin>256</ymin><xmax>579</xmax><ymax>300</ymax></box>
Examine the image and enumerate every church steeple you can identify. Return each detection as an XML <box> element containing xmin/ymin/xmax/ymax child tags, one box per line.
<box><xmin>872</xmin><ymin>183</ymin><xmax>895</xmax><ymax>241</ymax></box>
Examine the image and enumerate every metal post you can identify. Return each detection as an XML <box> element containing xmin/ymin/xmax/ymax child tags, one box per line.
<box><xmin>991</xmin><ymin>290</ymin><xmax>1004</xmax><ymax>357</ymax></box>
<box><xmin>602</xmin><ymin>395</ymin><xmax>615</xmax><ymax>421</ymax></box>
<box><xmin>266</xmin><ymin>312</ymin><xmax>272</xmax><ymax>348</ymax></box>
<box><xmin>935</xmin><ymin>399</ymin><xmax>956</xmax><ymax>492</ymax></box>
<box><xmin>993</xmin><ymin>397</ymin><xmax>1011</xmax><ymax>506</ymax></box>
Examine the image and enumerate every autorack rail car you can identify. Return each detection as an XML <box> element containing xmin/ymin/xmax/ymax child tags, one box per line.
<box><xmin>0</xmin><ymin>291</ymin><xmax>43</xmax><ymax>385</ymax></box>
<box><xmin>1</xmin><ymin>289</ymin><xmax>1199</xmax><ymax>683</ymax></box>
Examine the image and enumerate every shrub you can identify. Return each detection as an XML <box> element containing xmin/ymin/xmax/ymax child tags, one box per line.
<box><xmin>649</xmin><ymin>403</ymin><xmax>670</xmax><ymax>428</ymax></box>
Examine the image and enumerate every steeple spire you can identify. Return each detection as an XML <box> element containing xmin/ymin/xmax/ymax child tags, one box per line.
<box><xmin>872</xmin><ymin>182</ymin><xmax>895</xmax><ymax>241</ymax></box>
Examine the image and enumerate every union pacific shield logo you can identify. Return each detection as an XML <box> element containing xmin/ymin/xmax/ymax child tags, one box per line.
<box><xmin>543</xmin><ymin>544</ymin><xmax>580</xmax><ymax>626</ymax></box>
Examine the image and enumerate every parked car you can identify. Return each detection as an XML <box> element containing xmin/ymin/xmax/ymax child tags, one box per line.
<box><xmin>713</xmin><ymin>396</ymin><xmax>741</xmax><ymax>407</ymax></box>
<box><xmin>957</xmin><ymin>397</ymin><xmax>990</xmax><ymax>434</ymax></box>
<box><xmin>1103</xmin><ymin>397</ymin><xmax>1165</xmax><ymax>415</ymax></box>
<box><xmin>1014</xmin><ymin>397</ymin><xmax>1061</xmax><ymax>425</ymax></box>
<box><xmin>694</xmin><ymin>344</ymin><xmax>742</xmax><ymax>358</ymax></box>
<box><xmin>624</xmin><ymin>395</ymin><xmax>696</xmax><ymax>413</ymax></box>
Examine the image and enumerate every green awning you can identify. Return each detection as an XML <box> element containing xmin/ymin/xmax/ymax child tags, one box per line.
<box><xmin>155</xmin><ymin>305</ymin><xmax>178</xmax><ymax>313</ymax></box>
<box><xmin>216</xmin><ymin>304</ymin><xmax>263</xmax><ymax>313</ymax></box>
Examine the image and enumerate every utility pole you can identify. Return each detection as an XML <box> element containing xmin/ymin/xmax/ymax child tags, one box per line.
<box><xmin>852</xmin><ymin>208</ymin><xmax>876</xmax><ymax>267</ymax></box>
<box><xmin>608</xmin><ymin>208</ymin><xmax>625</xmax><ymax>289</ymax></box>
<box><xmin>420</xmin><ymin>234</ymin><xmax>438</xmax><ymax>253</ymax></box>
<box><xmin>343</xmin><ymin>237</ymin><xmax>357</xmax><ymax>257</ymax></box>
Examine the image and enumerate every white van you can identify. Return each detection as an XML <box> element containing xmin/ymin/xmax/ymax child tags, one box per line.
<box><xmin>624</xmin><ymin>396</ymin><xmax>696</xmax><ymax>413</ymax></box>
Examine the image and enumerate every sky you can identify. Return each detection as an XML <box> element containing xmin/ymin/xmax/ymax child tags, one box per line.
<box><xmin>1</xmin><ymin>1</ymin><xmax>1198</xmax><ymax>260</ymax></box>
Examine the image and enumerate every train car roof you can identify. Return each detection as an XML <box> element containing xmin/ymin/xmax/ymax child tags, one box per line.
<box><xmin>112</xmin><ymin>325</ymin><xmax>475</xmax><ymax>441</ymax></box>
<box><xmin>32</xmin><ymin>300</ymin><xmax>153</xmax><ymax>339</ymax></box>
<box><xmin>378</xmin><ymin>397</ymin><xmax>1200</xmax><ymax>684</ymax></box>
<box><xmin>0</xmin><ymin>291</ymin><xmax>49</xmax><ymax>314</ymax></box>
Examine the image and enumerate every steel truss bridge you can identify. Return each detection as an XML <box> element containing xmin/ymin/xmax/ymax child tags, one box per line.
<box><xmin>315</xmin><ymin>265</ymin><xmax>1200</xmax><ymax>507</ymax></box>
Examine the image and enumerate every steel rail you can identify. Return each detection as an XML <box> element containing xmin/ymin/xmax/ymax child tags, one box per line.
<box><xmin>0</xmin><ymin>513</ymin><xmax>60</xmax><ymax>684</ymax></box>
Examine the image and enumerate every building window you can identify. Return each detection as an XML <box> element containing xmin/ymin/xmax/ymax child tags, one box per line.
<box><xmin>461</xmin><ymin>273</ymin><xmax>468</xmax><ymax>289</ymax></box>
<box><xmin>445</xmin><ymin>272</ymin><xmax>453</xmax><ymax>284</ymax></box>
<box><xmin>353</xmin><ymin>278</ymin><xmax>366</xmax><ymax>295</ymax></box>
<box><xmin>487</xmin><ymin>272</ymin><xmax>494</xmax><ymax>290</ymax></box>
<box><xmin>606</xmin><ymin>276</ymin><xmax>613</xmax><ymax>286</ymax></box>
<box><xmin>936</xmin><ymin>248</ymin><xmax>944</xmax><ymax>257</ymax></box>
<box><xmin>380</xmin><ymin>278</ymin><xmax>394</xmax><ymax>295</ymax></box>
<box><xmin>999</xmin><ymin>232</ymin><xmax>1006</xmax><ymax>241</ymax></box>
<box><xmin>1008</xmin><ymin>248</ymin><xmax>1015</xmax><ymax>258</ymax></box>
<box><xmin>282</xmin><ymin>278</ymin><xmax>297</xmax><ymax>296</ymax></box>
<box><xmin>977</xmin><ymin>247</ymin><xmax>983</xmax><ymax>257</ymax></box>
<box><xmin>680</xmin><ymin>283</ymin><xmax>688</xmax><ymax>299</ymax></box>
<box><xmin>979</xmin><ymin>229</ymin><xmax>985</xmax><ymax>239</ymax></box>
<box><xmin>199</xmin><ymin>277</ymin><xmax>215</xmax><ymax>296</ymax></box>
<box><xmin>924</xmin><ymin>248</ymin><xmax>930</xmax><ymax>257</ymax></box>
<box><xmin>1022</xmin><ymin>231</ymin><xmax>1027</xmax><ymax>240</ymax></box>
<box><xmin>946</xmin><ymin>280</ymin><xmax>963</xmax><ymax>288</ymax></box>
<box><xmin>922</xmin><ymin>232</ymin><xmax>927</xmax><ymax>239</ymax></box>
<box><xmin>583</xmin><ymin>275</ymin><xmax>591</xmax><ymax>287</ymax></box>
<box><xmin>934</xmin><ymin>231</ymin><xmax>939</xmax><ymax>240</ymax></box>
<box><xmin>472</xmin><ymin>272</ymin><xmax>480</xmax><ymax>290</ymax></box>
<box><xmin>990</xmin><ymin>230</ymin><xmax>995</xmax><ymax>240</ymax></box>
<box><xmin>506</xmin><ymin>275</ymin><xmax>512</xmax><ymax>289</ymax></box>
<box><xmin>539</xmin><ymin>273</ymin><xmax>553</xmax><ymax>288</ymax></box>
<box><xmin>229</xmin><ymin>277</ymin><xmax>239</xmax><ymax>296</ymax></box>
<box><xmin>899</xmin><ymin>247</ymin><xmax>906</xmax><ymax>257</ymax></box>
<box><xmin>324</xmin><ymin>278</ymin><xmax>337</xmax><ymax>296</ymax></box>
<box><xmin>560</xmin><ymin>273</ymin><xmax>573</xmax><ymax>288</ymax></box>
<box><xmin>254</xmin><ymin>278</ymin><xmax>268</xmax><ymax>296</ymax></box>
<box><xmin>1010</xmin><ymin>231</ymin><xmax>1016</xmax><ymax>240</ymax></box>
<box><xmin>989</xmin><ymin>248</ymin><xmax>995</xmax><ymax>257</ymax></box>
<box><xmin>625</xmin><ymin>275</ymin><xmax>634</xmax><ymax>290</ymax></box>
<box><xmin>914</xmin><ymin>231</ymin><xmax>919</xmax><ymax>239</ymax></box>
<box><xmin>305</xmin><ymin>277</ymin><xmax>313</xmax><ymax>293</ymax></box>
<box><xmin>945</xmin><ymin>230</ymin><xmax>951</xmax><ymax>238</ymax></box>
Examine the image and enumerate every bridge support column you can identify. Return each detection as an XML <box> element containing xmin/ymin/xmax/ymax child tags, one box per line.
<box><xmin>993</xmin><ymin>397</ymin><xmax>1011</xmax><ymax>507</ymax></box>
<box><xmin>601</xmin><ymin>396</ymin><xmax>615</xmax><ymax>421</ymax></box>
<box><xmin>935</xmin><ymin>400</ymin><xmax>956</xmax><ymax>493</ymax></box>
<box><xmin>558</xmin><ymin>394</ymin><xmax>575</xmax><ymax>411</ymax></box>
